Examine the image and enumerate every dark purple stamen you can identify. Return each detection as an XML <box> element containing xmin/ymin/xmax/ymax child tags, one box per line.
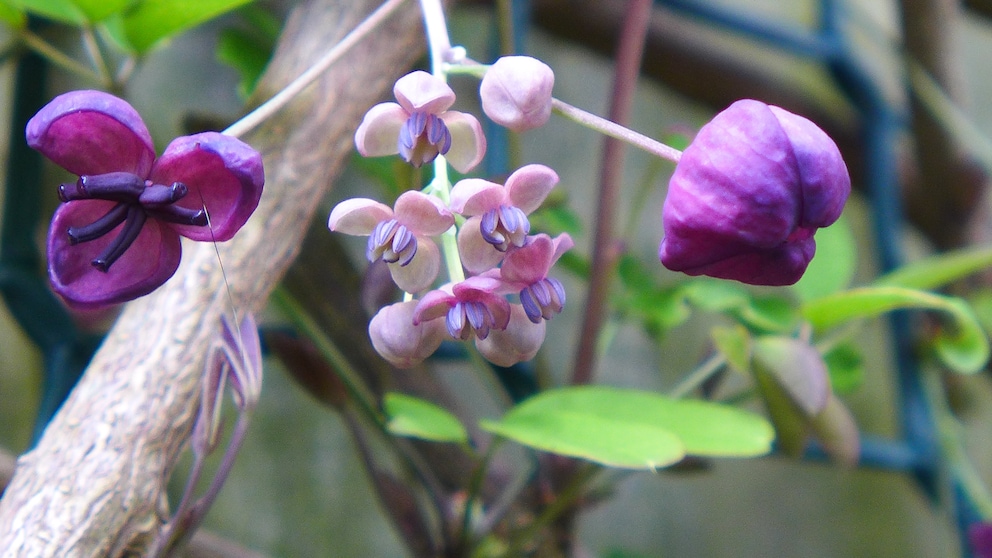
<box><xmin>520</xmin><ymin>277</ymin><xmax>566</xmax><ymax>323</ymax></box>
<box><xmin>446</xmin><ymin>300</ymin><xmax>496</xmax><ymax>340</ymax></box>
<box><xmin>60</xmin><ymin>173</ymin><xmax>206</xmax><ymax>272</ymax></box>
<box><xmin>367</xmin><ymin>219</ymin><xmax>418</xmax><ymax>266</ymax></box>
<box><xmin>92</xmin><ymin>205</ymin><xmax>147</xmax><ymax>272</ymax></box>
<box><xmin>398</xmin><ymin>111</ymin><xmax>452</xmax><ymax>167</ymax></box>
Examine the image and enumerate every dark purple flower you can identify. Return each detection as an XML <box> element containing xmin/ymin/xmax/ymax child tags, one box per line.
<box><xmin>659</xmin><ymin>99</ymin><xmax>850</xmax><ymax>286</ymax></box>
<box><xmin>970</xmin><ymin>522</ymin><xmax>992</xmax><ymax>558</ymax></box>
<box><xmin>27</xmin><ymin>90</ymin><xmax>264</xmax><ymax>308</ymax></box>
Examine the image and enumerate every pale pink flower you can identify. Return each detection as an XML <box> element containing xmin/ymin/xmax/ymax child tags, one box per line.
<box><xmin>329</xmin><ymin>190</ymin><xmax>453</xmax><ymax>293</ymax></box>
<box><xmin>354</xmin><ymin>70</ymin><xmax>486</xmax><ymax>172</ymax></box>
<box><xmin>480</xmin><ymin>56</ymin><xmax>555</xmax><ymax>132</ymax></box>
<box><xmin>413</xmin><ymin>276</ymin><xmax>510</xmax><ymax>342</ymax></box>
<box><xmin>496</xmin><ymin>233</ymin><xmax>573</xmax><ymax>323</ymax></box>
<box><xmin>369</xmin><ymin>301</ymin><xmax>447</xmax><ymax>368</ymax></box>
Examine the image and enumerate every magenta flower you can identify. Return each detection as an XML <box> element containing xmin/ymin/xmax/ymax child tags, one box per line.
<box><xmin>354</xmin><ymin>70</ymin><xmax>486</xmax><ymax>172</ymax></box>
<box><xmin>495</xmin><ymin>233</ymin><xmax>573</xmax><ymax>323</ymax></box>
<box><xmin>369</xmin><ymin>301</ymin><xmax>447</xmax><ymax>368</ymax></box>
<box><xmin>970</xmin><ymin>522</ymin><xmax>992</xmax><ymax>558</ymax></box>
<box><xmin>413</xmin><ymin>276</ymin><xmax>510</xmax><ymax>342</ymax></box>
<box><xmin>659</xmin><ymin>99</ymin><xmax>850</xmax><ymax>286</ymax></box>
<box><xmin>450</xmin><ymin>164</ymin><xmax>558</xmax><ymax>273</ymax></box>
<box><xmin>329</xmin><ymin>190</ymin><xmax>454</xmax><ymax>293</ymax></box>
<box><xmin>27</xmin><ymin>90</ymin><xmax>264</xmax><ymax>308</ymax></box>
<box><xmin>480</xmin><ymin>56</ymin><xmax>555</xmax><ymax>132</ymax></box>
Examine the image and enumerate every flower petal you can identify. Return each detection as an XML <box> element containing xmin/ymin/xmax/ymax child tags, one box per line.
<box><xmin>329</xmin><ymin>198</ymin><xmax>394</xmax><ymax>235</ymax></box>
<box><xmin>450</xmin><ymin>179</ymin><xmax>506</xmax><ymax>216</ymax></box>
<box><xmin>475</xmin><ymin>304</ymin><xmax>546</xmax><ymax>366</ymax></box>
<box><xmin>26</xmin><ymin>90</ymin><xmax>155</xmax><ymax>177</ymax></box>
<box><xmin>355</xmin><ymin>102</ymin><xmax>408</xmax><ymax>157</ymax></box>
<box><xmin>480</xmin><ymin>56</ymin><xmax>555</xmax><ymax>132</ymax></box>
<box><xmin>369</xmin><ymin>301</ymin><xmax>446</xmax><ymax>368</ymax></box>
<box><xmin>413</xmin><ymin>285</ymin><xmax>456</xmax><ymax>325</ymax></box>
<box><xmin>388</xmin><ymin>237</ymin><xmax>440</xmax><ymax>293</ymax></box>
<box><xmin>442</xmin><ymin>111</ymin><xmax>486</xmax><ymax>173</ymax></box>
<box><xmin>505</xmin><ymin>164</ymin><xmax>558</xmax><ymax>214</ymax></box>
<box><xmin>500</xmin><ymin>234</ymin><xmax>555</xmax><ymax>286</ymax></box>
<box><xmin>457</xmin><ymin>216</ymin><xmax>505</xmax><ymax>274</ymax></box>
<box><xmin>665</xmin><ymin>235</ymin><xmax>816</xmax><ymax>286</ymax></box>
<box><xmin>393</xmin><ymin>71</ymin><xmax>455</xmax><ymax>114</ymax></box>
<box><xmin>47</xmin><ymin>201</ymin><xmax>181</xmax><ymax>308</ymax></box>
<box><xmin>149</xmin><ymin>132</ymin><xmax>264</xmax><ymax>242</ymax></box>
<box><xmin>394</xmin><ymin>191</ymin><xmax>454</xmax><ymax>235</ymax></box>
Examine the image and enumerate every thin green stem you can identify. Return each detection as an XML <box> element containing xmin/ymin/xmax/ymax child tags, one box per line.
<box><xmin>458</xmin><ymin>440</ymin><xmax>499</xmax><ymax>552</ymax></box>
<box><xmin>81</xmin><ymin>25</ymin><xmax>113</xmax><ymax>89</ymax></box>
<box><xmin>223</xmin><ymin>0</ymin><xmax>407</xmax><ymax>138</ymax></box>
<box><xmin>668</xmin><ymin>353</ymin><xmax>725</xmax><ymax>399</ymax></box>
<box><xmin>552</xmin><ymin>97</ymin><xmax>682</xmax><ymax>164</ymax></box>
<box><xmin>505</xmin><ymin>462</ymin><xmax>601</xmax><ymax>554</ymax></box>
<box><xmin>19</xmin><ymin>29</ymin><xmax>101</xmax><ymax>83</ymax></box>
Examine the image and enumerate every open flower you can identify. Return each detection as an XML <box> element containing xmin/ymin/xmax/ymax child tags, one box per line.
<box><xmin>413</xmin><ymin>276</ymin><xmax>510</xmax><ymax>342</ymax></box>
<box><xmin>27</xmin><ymin>90</ymin><xmax>264</xmax><ymax>308</ymax></box>
<box><xmin>450</xmin><ymin>164</ymin><xmax>558</xmax><ymax>273</ymax></box>
<box><xmin>329</xmin><ymin>190</ymin><xmax>454</xmax><ymax>293</ymax></box>
<box><xmin>354</xmin><ymin>70</ymin><xmax>486</xmax><ymax>172</ymax></box>
<box><xmin>659</xmin><ymin>99</ymin><xmax>850</xmax><ymax>286</ymax></box>
<box><xmin>495</xmin><ymin>233</ymin><xmax>573</xmax><ymax>323</ymax></box>
<box><xmin>480</xmin><ymin>56</ymin><xmax>555</xmax><ymax>132</ymax></box>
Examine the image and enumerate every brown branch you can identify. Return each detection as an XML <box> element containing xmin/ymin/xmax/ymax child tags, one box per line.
<box><xmin>0</xmin><ymin>0</ymin><xmax>425</xmax><ymax>554</ymax></box>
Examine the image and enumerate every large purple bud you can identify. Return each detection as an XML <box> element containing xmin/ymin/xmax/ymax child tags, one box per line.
<box><xmin>659</xmin><ymin>99</ymin><xmax>850</xmax><ymax>286</ymax></box>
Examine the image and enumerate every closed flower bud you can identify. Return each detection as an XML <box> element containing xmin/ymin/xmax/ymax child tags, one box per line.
<box><xmin>480</xmin><ymin>56</ymin><xmax>554</xmax><ymax>132</ymax></box>
<box><xmin>659</xmin><ymin>99</ymin><xmax>850</xmax><ymax>286</ymax></box>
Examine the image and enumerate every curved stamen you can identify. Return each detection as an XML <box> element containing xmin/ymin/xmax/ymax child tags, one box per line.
<box><xmin>140</xmin><ymin>182</ymin><xmax>188</xmax><ymax>206</ymax></box>
<box><xmin>77</xmin><ymin>172</ymin><xmax>146</xmax><ymax>202</ymax></box>
<box><xmin>66</xmin><ymin>203</ymin><xmax>130</xmax><ymax>244</ymax></box>
<box><xmin>520</xmin><ymin>277</ymin><xmax>566</xmax><ymax>323</ymax></box>
<box><xmin>92</xmin><ymin>205</ymin><xmax>147</xmax><ymax>272</ymax></box>
<box><xmin>398</xmin><ymin>111</ymin><xmax>451</xmax><ymax>167</ymax></box>
<box><xmin>480</xmin><ymin>205</ymin><xmax>530</xmax><ymax>250</ymax></box>
<box><xmin>390</xmin><ymin>225</ymin><xmax>418</xmax><ymax>266</ymax></box>
<box><xmin>446</xmin><ymin>302</ymin><xmax>467</xmax><ymax>340</ymax></box>
<box><xmin>146</xmin><ymin>205</ymin><xmax>208</xmax><ymax>226</ymax></box>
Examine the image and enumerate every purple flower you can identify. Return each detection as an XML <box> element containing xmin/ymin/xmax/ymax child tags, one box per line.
<box><xmin>27</xmin><ymin>90</ymin><xmax>264</xmax><ymax>308</ymax></box>
<box><xmin>480</xmin><ymin>56</ymin><xmax>555</xmax><ymax>132</ymax></box>
<box><xmin>970</xmin><ymin>522</ymin><xmax>992</xmax><ymax>558</ymax></box>
<box><xmin>659</xmin><ymin>99</ymin><xmax>850</xmax><ymax>286</ymax></box>
<box><xmin>354</xmin><ymin>71</ymin><xmax>486</xmax><ymax>172</ymax></box>
<box><xmin>494</xmin><ymin>233</ymin><xmax>573</xmax><ymax>323</ymax></box>
<box><xmin>414</xmin><ymin>276</ymin><xmax>510</xmax><ymax>342</ymax></box>
<box><xmin>450</xmin><ymin>164</ymin><xmax>558</xmax><ymax>273</ymax></box>
<box><xmin>328</xmin><ymin>191</ymin><xmax>454</xmax><ymax>293</ymax></box>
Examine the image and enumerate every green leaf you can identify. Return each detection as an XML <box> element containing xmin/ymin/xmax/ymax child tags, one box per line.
<box><xmin>10</xmin><ymin>0</ymin><xmax>84</xmax><ymax>24</ymax></box>
<box><xmin>793</xmin><ymin>214</ymin><xmax>856</xmax><ymax>301</ymax></box>
<box><xmin>874</xmin><ymin>246</ymin><xmax>992</xmax><ymax>291</ymax></box>
<box><xmin>122</xmin><ymin>0</ymin><xmax>255</xmax><ymax>54</ymax></box>
<box><xmin>711</xmin><ymin>324</ymin><xmax>751</xmax><ymax>375</ymax></box>
<box><xmin>383</xmin><ymin>393</ymin><xmax>468</xmax><ymax>444</ymax></box>
<box><xmin>480</xmin><ymin>386</ymin><xmax>774</xmax><ymax>469</ymax></box>
<box><xmin>803</xmin><ymin>286</ymin><xmax>990</xmax><ymax>374</ymax></box>
<box><xmin>70</xmin><ymin>0</ymin><xmax>129</xmax><ymax>21</ymax></box>
<box><xmin>683</xmin><ymin>279</ymin><xmax>749</xmax><ymax>313</ymax></box>
<box><xmin>752</xmin><ymin>366</ymin><xmax>807</xmax><ymax>457</ymax></box>
<box><xmin>735</xmin><ymin>295</ymin><xmax>798</xmax><ymax>333</ymax></box>
<box><xmin>0</xmin><ymin>0</ymin><xmax>26</xmax><ymax>28</ymax></box>
<box><xmin>216</xmin><ymin>27</ymin><xmax>271</xmax><ymax>99</ymax></box>
<box><xmin>822</xmin><ymin>343</ymin><xmax>864</xmax><ymax>394</ymax></box>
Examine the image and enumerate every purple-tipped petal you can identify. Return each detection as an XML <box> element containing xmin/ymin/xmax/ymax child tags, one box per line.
<box><xmin>505</xmin><ymin>164</ymin><xmax>558</xmax><ymax>214</ymax></box>
<box><xmin>480</xmin><ymin>56</ymin><xmax>555</xmax><ymax>132</ymax></box>
<box><xmin>26</xmin><ymin>90</ymin><xmax>155</xmax><ymax>177</ymax></box>
<box><xmin>475</xmin><ymin>304</ymin><xmax>546</xmax><ymax>366</ymax></box>
<box><xmin>393</xmin><ymin>190</ymin><xmax>454</xmax><ymax>235</ymax></box>
<box><xmin>329</xmin><ymin>198</ymin><xmax>394</xmax><ymax>235</ymax></box>
<box><xmin>393</xmin><ymin>71</ymin><xmax>456</xmax><ymax>114</ymax></box>
<box><xmin>457</xmin><ymin>216</ymin><xmax>505</xmax><ymax>274</ymax></box>
<box><xmin>660</xmin><ymin>99</ymin><xmax>849</xmax><ymax>286</ymax></box>
<box><xmin>355</xmin><ymin>102</ymin><xmax>408</xmax><ymax>158</ymax></box>
<box><xmin>48</xmin><ymin>201</ymin><xmax>181</xmax><ymax>308</ymax></box>
<box><xmin>369</xmin><ymin>301</ymin><xmax>446</xmax><ymax>368</ymax></box>
<box><xmin>441</xmin><ymin>111</ymin><xmax>486</xmax><ymax>173</ymax></box>
<box><xmin>150</xmin><ymin>132</ymin><xmax>264</xmax><ymax>242</ymax></box>
<box><xmin>388</xmin><ymin>237</ymin><xmax>440</xmax><ymax>293</ymax></box>
<box><xmin>450</xmin><ymin>178</ymin><xmax>506</xmax><ymax>216</ymax></box>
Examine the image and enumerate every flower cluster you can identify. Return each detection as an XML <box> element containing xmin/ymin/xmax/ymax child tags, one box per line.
<box><xmin>333</xmin><ymin>60</ymin><xmax>568</xmax><ymax>368</ymax></box>
<box><xmin>27</xmin><ymin>90</ymin><xmax>264</xmax><ymax>308</ymax></box>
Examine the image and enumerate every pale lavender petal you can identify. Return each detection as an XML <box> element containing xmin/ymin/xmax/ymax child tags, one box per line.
<box><xmin>500</xmin><ymin>233</ymin><xmax>555</xmax><ymax>286</ymax></box>
<box><xmin>329</xmin><ymin>198</ymin><xmax>394</xmax><ymax>235</ymax></box>
<box><xmin>413</xmin><ymin>285</ymin><xmax>457</xmax><ymax>325</ymax></box>
<box><xmin>442</xmin><ymin>111</ymin><xmax>486</xmax><ymax>173</ymax></box>
<box><xmin>550</xmin><ymin>233</ymin><xmax>575</xmax><ymax>263</ymax></box>
<box><xmin>388</xmin><ymin>237</ymin><xmax>440</xmax><ymax>293</ymax></box>
<box><xmin>475</xmin><ymin>304</ymin><xmax>546</xmax><ymax>366</ymax></box>
<box><xmin>457</xmin><ymin>216</ymin><xmax>505</xmax><ymax>274</ymax></box>
<box><xmin>392</xmin><ymin>71</ymin><xmax>455</xmax><ymax>114</ymax></box>
<box><xmin>393</xmin><ymin>190</ymin><xmax>454</xmax><ymax>235</ymax></box>
<box><xmin>26</xmin><ymin>90</ymin><xmax>155</xmax><ymax>177</ymax></box>
<box><xmin>369</xmin><ymin>301</ymin><xmax>445</xmax><ymax>368</ymax></box>
<box><xmin>504</xmin><ymin>164</ymin><xmax>558</xmax><ymax>214</ymax></box>
<box><xmin>449</xmin><ymin>178</ymin><xmax>506</xmax><ymax>216</ymax></box>
<box><xmin>47</xmin><ymin>201</ymin><xmax>181</xmax><ymax>309</ymax></box>
<box><xmin>453</xmin><ymin>277</ymin><xmax>510</xmax><ymax>330</ymax></box>
<box><xmin>479</xmin><ymin>56</ymin><xmax>554</xmax><ymax>132</ymax></box>
<box><xmin>354</xmin><ymin>102</ymin><xmax>407</xmax><ymax>157</ymax></box>
<box><xmin>151</xmin><ymin>132</ymin><xmax>264</xmax><ymax>242</ymax></box>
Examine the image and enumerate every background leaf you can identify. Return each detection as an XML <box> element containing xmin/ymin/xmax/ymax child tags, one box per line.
<box><xmin>10</xmin><ymin>0</ymin><xmax>84</xmax><ymax>24</ymax></box>
<box><xmin>70</xmin><ymin>0</ymin><xmax>129</xmax><ymax>21</ymax></box>
<box><xmin>480</xmin><ymin>386</ymin><xmax>773</xmax><ymax>469</ymax></box>
<box><xmin>0</xmin><ymin>0</ymin><xmax>26</xmax><ymax>27</ymax></box>
<box><xmin>122</xmin><ymin>0</ymin><xmax>255</xmax><ymax>54</ymax></box>
<box><xmin>874</xmin><ymin>245</ymin><xmax>992</xmax><ymax>291</ymax></box>
<box><xmin>384</xmin><ymin>393</ymin><xmax>468</xmax><ymax>444</ymax></box>
<box><xmin>793</xmin><ymin>214</ymin><xmax>856</xmax><ymax>301</ymax></box>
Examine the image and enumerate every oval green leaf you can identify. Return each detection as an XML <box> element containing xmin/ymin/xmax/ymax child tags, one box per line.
<box><xmin>480</xmin><ymin>386</ymin><xmax>774</xmax><ymax>470</ymax></box>
<box><xmin>793</xmin><ymin>215</ymin><xmax>856</xmax><ymax>301</ymax></box>
<box><xmin>122</xmin><ymin>0</ymin><xmax>255</xmax><ymax>54</ymax></box>
<box><xmin>384</xmin><ymin>393</ymin><xmax>468</xmax><ymax>444</ymax></box>
<box><xmin>874</xmin><ymin>246</ymin><xmax>992</xmax><ymax>291</ymax></box>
